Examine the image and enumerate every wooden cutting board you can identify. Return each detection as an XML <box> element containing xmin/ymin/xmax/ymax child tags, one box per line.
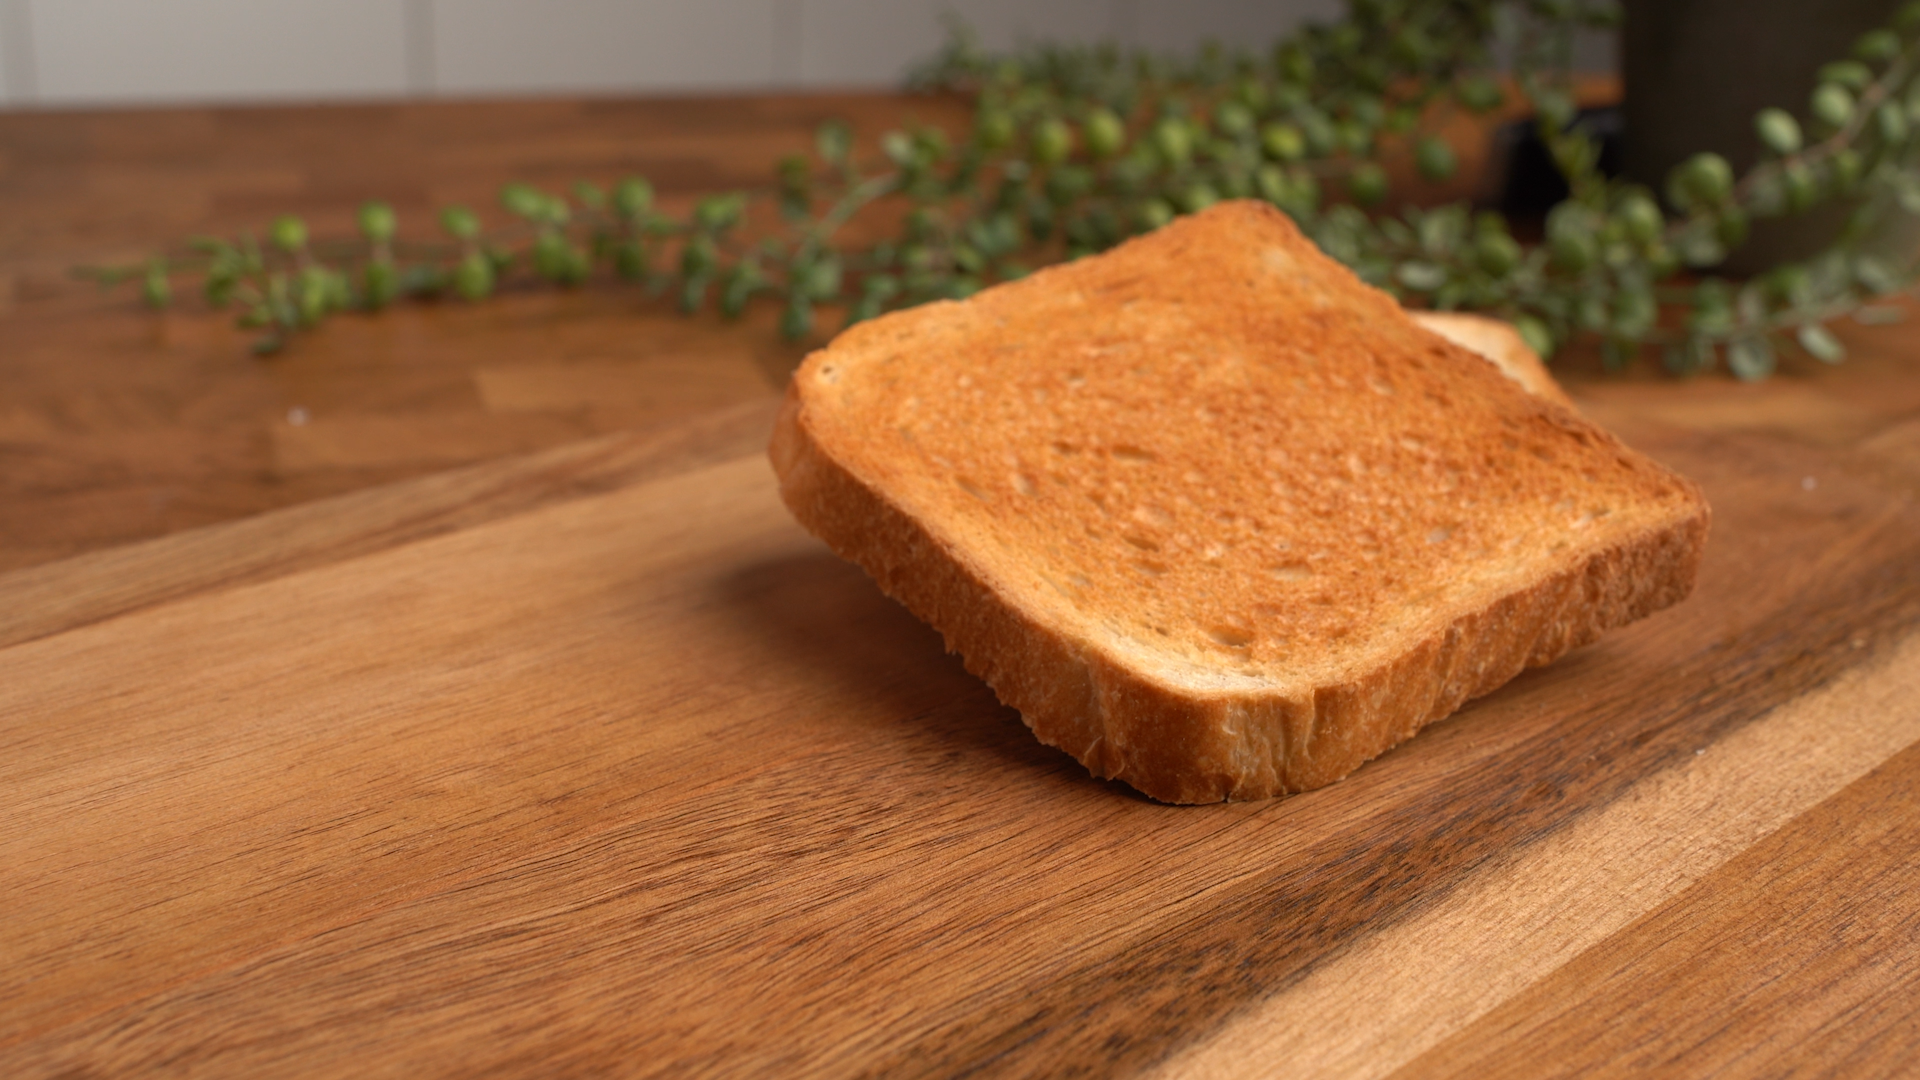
<box><xmin>4</xmin><ymin>396</ymin><xmax>1919</xmax><ymax>1078</ymax></box>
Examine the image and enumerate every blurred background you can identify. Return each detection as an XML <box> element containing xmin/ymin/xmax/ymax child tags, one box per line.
<box><xmin>0</xmin><ymin>0</ymin><xmax>1615</xmax><ymax>107</ymax></box>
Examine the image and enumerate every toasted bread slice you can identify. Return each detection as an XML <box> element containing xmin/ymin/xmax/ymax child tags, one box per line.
<box><xmin>770</xmin><ymin>201</ymin><xmax>1709</xmax><ymax>803</ymax></box>
<box><xmin>1409</xmin><ymin>310</ymin><xmax>1575</xmax><ymax>411</ymax></box>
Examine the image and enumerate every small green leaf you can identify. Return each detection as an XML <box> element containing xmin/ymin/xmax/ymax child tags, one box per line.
<box><xmin>1748</xmin><ymin>171</ymin><xmax>1788</xmax><ymax>217</ymax></box>
<box><xmin>358</xmin><ymin>202</ymin><xmax>397</xmax><ymax>242</ymax></box>
<box><xmin>1347</xmin><ymin>162</ymin><xmax>1388</xmax><ymax>206</ymax></box>
<box><xmin>1084</xmin><ymin>108</ymin><xmax>1126</xmax><ymax>158</ymax></box>
<box><xmin>802</xmin><ymin>255</ymin><xmax>844</xmax><ymax>301</ymax></box>
<box><xmin>1727</xmin><ymin>335</ymin><xmax>1776</xmax><ymax>381</ymax></box>
<box><xmin>1546</xmin><ymin>204</ymin><xmax>1598</xmax><ymax>272</ymax></box>
<box><xmin>1030</xmin><ymin>117</ymin><xmax>1074</xmax><ymax>166</ymax></box>
<box><xmin>440</xmin><ymin>206</ymin><xmax>481</xmax><ymax>241</ymax></box>
<box><xmin>1797</xmin><ymin>323</ymin><xmax>1846</xmax><ymax>362</ymax></box>
<box><xmin>1576</xmin><ymin>294</ymin><xmax>1609</xmax><ymax>332</ymax></box>
<box><xmin>361</xmin><ymin>260</ymin><xmax>398</xmax><ymax>309</ymax></box>
<box><xmin>679</xmin><ymin>274</ymin><xmax>711</xmax><ymax>314</ymax></box>
<box><xmin>1715</xmin><ymin>207</ymin><xmax>1750</xmax><ymax>248</ymax></box>
<box><xmin>780</xmin><ymin>299</ymin><xmax>815</xmax><ymax>340</ymax></box>
<box><xmin>1612</xmin><ymin>288</ymin><xmax>1658</xmax><ymax>336</ymax></box>
<box><xmin>453</xmin><ymin>252</ymin><xmax>494</xmax><ymax>301</ymax></box>
<box><xmin>1616</xmin><ymin>193</ymin><xmax>1665</xmax><ymax>244</ymax></box>
<box><xmin>1681</xmin><ymin>152</ymin><xmax>1734</xmax><ymax>206</ymax></box>
<box><xmin>499</xmin><ymin>183</ymin><xmax>547</xmax><ymax>220</ymax></box>
<box><xmin>1260</xmin><ymin>122</ymin><xmax>1305</xmax><ymax>162</ymax></box>
<box><xmin>572</xmin><ymin>181</ymin><xmax>607</xmax><ymax>211</ymax></box>
<box><xmin>1335</xmin><ymin>119</ymin><xmax>1373</xmax><ymax>154</ymax></box>
<box><xmin>613</xmin><ymin>240</ymin><xmax>647</xmax><ymax>281</ymax></box>
<box><xmin>142</xmin><ymin>260</ymin><xmax>171</xmax><ymax>309</ymax></box>
<box><xmin>269</xmin><ymin>215</ymin><xmax>308</xmax><ymax>254</ymax></box>
<box><xmin>613</xmin><ymin>177</ymin><xmax>654</xmax><ymax>218</ymax></box>
<box><xmin>1414</xmin><ymin>136</ymin><xmax>1457</xmax><ymax>182</ymax></box>
<box><xmin>204</xmin><ymin>259</ymin><xmax>239</xmax><ymax>307</ymax></box>
<box><xmin>1176</xmin><ymin>181</ymin><xmax>1221</xmax><ymax>213</ymax></box>
<box><xmin>1213</xmin><ymin>100</ymin><xmax>1255</xmax><ymax>137</ymax></box>
<box><xmin>973</xmin><ymin>109</ymin><xmax>1015</xmax><ymax>151</ymax></box>
<box><xmin>296</xmin><ymin>265</ymin><xmax>330</xmax><ymax>325</ymax></box>
<box><xmin>693</xmin><ymin>193</ymin><xmax>744</xmax><ymax>232</ymax></box>
<box><xmin>1513</xmin><ymin>314</ymin><xmax>1556</xmax><ymax>359</ymax></box>
<box><xmin>1456</xmin><ymin>76</ymin><xmax>1504</xmax><ymax>113</ymax></box>
<box><xmin>680</xmin><ymin>236</ymin><xmax>717</xmax><ymax>279</ymax></box>
<box><xmin>1878</xmin><ymin>103</ymin><xmax>1911</xmax><ymax>144</ymax></box>
<box><xmin>1678</xmin><ymin>230</ymin><xmax>1726</xmax><ymax>268</ymax></box>
<box><xmin>1811</xmin><ymin>83</ymin><xmax>1856</xmax><ymax>129</ymax></box>
<box><xmin>1152</xmin><ymin>117</ymin><xmax>1194</xmax><ymax>168</ymax></box>
<box><xmin>1853</xmin><ymin>254</ymin><xmax>1902</xmax><ymax>294</ymax></box>
<box><xmin>1854</xmin><ymin>28</ymin><xmax>1901</xmax><ymax>62</ymax></box>
<box><xmin>881</xmin><ymin>130</ymin><xmax>915</xmax><ymax>168</ymax></box>
<box><xmin>1818</xmin><ymin>60</ymin><xmax>1872</xmax><ymax>91</ymax></box>
<box><xmin>1786</xmin><ymin>159</ymin><xmax>1827</xmax><ymax>211</ymax></box>
<box><xmin>1831</xmin><ymin>147</ymin><xmax>1863</xmax><ymax>190</ymax></box>
<box><xmin>719</xmin><ymin>260</ymin><xmax>761</xmax><ymax>319</ymax></box>
<box><xmin>1475</xmin><ymin>232</ymin><xmax>1522</xmax><ymax>276</ymax></box>
<box><xmin>1663</xmin><ymin>337</ymin><xmax>1716</xmax><ymax>376</ymax></box>
<box><xmin>532</xmin><ymin>231</ymin><xmax>570</xmax><ymax>279</ymax></box>
<box><xmin>1396</xmin><ymin>261</ymin><xmax>1448</xmax><ymax>291</ymax></box>
<box><xmin>1754</xmin><ymin>108</ymin><xmax>1802</xmax><ymax>155</ymax></box>
<box><xmin>816</xmin><ymin>119</ymin><xmax>854</xmax><ymax>164</ymax></box>
<box><xmin>1534</xmin><ymin>88</ymin><xmax>1576</xmax><ymax>130</ymax></box>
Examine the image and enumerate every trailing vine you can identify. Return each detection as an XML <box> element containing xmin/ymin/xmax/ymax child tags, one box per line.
<box><xmin>81</xmin><ymin>0</ymin><xmax>1920</xmax><ymax>380</ymax></box>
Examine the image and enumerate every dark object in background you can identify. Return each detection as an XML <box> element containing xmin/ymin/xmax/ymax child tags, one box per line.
<box><xmin>1623</xmin><ymin>0</ymin><xmax>1909</xmax><ymax>273</ymax></box>
<box><xmin>1486</xmin><ymin>106</ymin><xmax>1624</xmax><ymax>224</ymax></box>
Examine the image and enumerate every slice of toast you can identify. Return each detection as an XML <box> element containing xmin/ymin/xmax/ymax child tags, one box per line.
<box><xmin>770</xmin><ymin>201</ymin><xmax>1709</xmax><ymax>803</ymax></box>
<box><xmin>1409</xmin><ymin>310</ymin><xmax>1575</xmax><ymax>410</ymax></box>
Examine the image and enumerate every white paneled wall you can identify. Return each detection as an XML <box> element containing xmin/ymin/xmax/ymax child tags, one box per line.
<box><xmin>429</xmin><ymin>0</ymin><xmax>787</xmax><ymax>95</ymax></box>
<box><xmin>0</xmin><ymin>0</ymin><xmax>1344</xmax><ymax>107</ymax></box>
<box><xmin>28</xmin><ymin>0</ymin><xmax>410</xmax><ymax>103</ymax></box>
<box><xmin>0</xmin><ymin>0</ymin><xmax>27</xmax><ymax>105</ymax></box>
<box><xmin>1131</xmin><ymin>0</ymin><xmax>1347</xmax><ymax>56</ymax></box>
<box><xmin>0</xmin><ymin>0</ymin><xmax>1612</xmax><ymax>108</ymax></box>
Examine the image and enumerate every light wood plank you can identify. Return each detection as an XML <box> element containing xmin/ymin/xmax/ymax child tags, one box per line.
<box><xmin>1395</xmin><ymin>740</ymin><xmax>1920</xmax><ymax>1079</ymax></box>
<box><xmin>1149</xmin><ymin>625</ymin><xmax>1920</xmax><ymax>1079</ymax></box>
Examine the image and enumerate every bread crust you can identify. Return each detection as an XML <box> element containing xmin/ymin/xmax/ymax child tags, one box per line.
<box><xmin>773</xmin><ymin>384</ymin><xmax>1707</xmax><ymax>803</ymax></box>
<box><xmin>769</xmin><ymin>201</ymin><xmax>1710</xmax><ymax>803</ymax></box>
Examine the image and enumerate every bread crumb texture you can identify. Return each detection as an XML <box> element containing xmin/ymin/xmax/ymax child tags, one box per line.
<box><xmin>771</xmin><ymin>201</ymin><xmax>1709</xmax><ymax>803</ymax></box>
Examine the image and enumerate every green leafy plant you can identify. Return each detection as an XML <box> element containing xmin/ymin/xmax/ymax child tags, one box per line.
<box><xmin>81</xmin><ymin>0</ymin><xmax>1920</xmax><ymax>379</ymax></box>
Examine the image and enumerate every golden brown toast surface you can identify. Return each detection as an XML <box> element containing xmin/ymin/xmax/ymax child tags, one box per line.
<box><xmin>771</xmin><ymin>201</ymin><xmax>1708</xmax><ymax>803</ymax></box>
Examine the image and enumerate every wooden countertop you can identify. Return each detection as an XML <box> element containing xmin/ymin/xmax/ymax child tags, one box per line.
<box><xmin>4</xmin><ymin>97</ymin><xmax>1918</xmax><ymax>1078</ymax></box>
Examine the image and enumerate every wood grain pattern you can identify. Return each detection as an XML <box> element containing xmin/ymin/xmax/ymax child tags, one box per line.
<box><xmin>7</xmin><ymin>94</ymin><xmax>1920</xmax><ymax>1078</ymax></box>
<box><xmin>0</xmin><ymin>397</ymin><xmax>778</xmax><ymax>648</ymax></box>
<box><xmin>1</xmin><ymin>95</ymin><xmax>961</xmax><ymax>573</ymax></box>
<box><xmin>1393</xmin><ymin>741</ymin><xmax>1920</xmax><ymax>1079</ymax></box>
<box><xmin>1160</xmin><ymin>622</ymin><xmax>1920</xmax><ymax>1080</ymax></box>
<box><xmin>4</xmin><ymin>407</ymin><xmax>1918</xmax><ymax>1077</ymax></box>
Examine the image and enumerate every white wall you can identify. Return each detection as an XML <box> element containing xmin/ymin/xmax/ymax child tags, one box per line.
<box><xmin>0</xmin><ymin>0</ymin><xmax>1364</xmax><ymax>107</ymax></box>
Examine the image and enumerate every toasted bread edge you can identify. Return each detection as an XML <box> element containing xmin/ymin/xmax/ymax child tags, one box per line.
<box><xmin>771</xmin><ymin>376</ymin><xmax>1712</xmax><ymax>803</ymax></box>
